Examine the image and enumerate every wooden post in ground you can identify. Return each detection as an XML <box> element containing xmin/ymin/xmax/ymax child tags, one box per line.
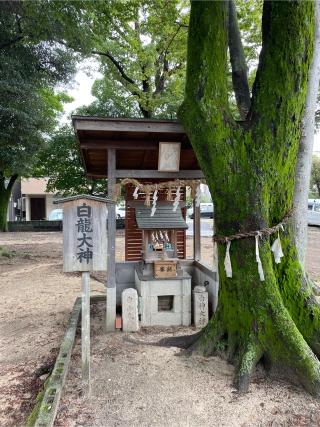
<box><xmin>193</xmin><ymin>188</ymin><xmax>201</xmax><ymax>261</ymax></box>
<box><xmin>106</xmin><ymin>148</ymin><xmax>117</xmax><ymax>332</ymax></box>
<box><xmin>81</xmin><ymin>271</ymin><xmax>90</xmax><ymax>395</ymax></box>
<box><xmin>55</xmin><ymin>195</ymin><xmax>111</xmax><ymax>396</ymax></box>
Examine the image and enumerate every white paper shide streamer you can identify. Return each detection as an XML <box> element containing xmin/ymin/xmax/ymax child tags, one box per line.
<box><xmin>224</xmin><ymin>240</ymin><xmax>232</xmax><ymax>278</ymax></box>
<box><xmin>133</xmin><ymin>186</ymin><xmax>139</xmax><ymax>199</ymax></box>
<box><xmin>151</xmin><ymin>189</ymin><xmax>158</xmax><ymax>217</ymax></box>
<box><xmin>255</xmin><ymin>233</ymin><xmax>265</xmax><ymax>281</ymax></box>
<box><xmin>173</xmin><ymin>186</ymin><xmax>181</xmax><ymax>212</ymax></box>
<box><xmin>271</xmin><ymin>231</ymin><xmax>284</xmax><ymax>264</ymax></box>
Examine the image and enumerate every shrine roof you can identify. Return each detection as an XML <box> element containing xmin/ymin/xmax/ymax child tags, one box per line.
<box><xmin>135</xmin><ymin>202</ymin><xmax>188</xmax><ymax>230</ymax></box>
<box><xmin>53</xmin><ymin>194</ymin><xmax>114</xmax><ymax>204</ymax></box>
<box><xmin>72</xmin><ymin>116</ymin><xmax>201</xmax><ymax>178</ymax></box>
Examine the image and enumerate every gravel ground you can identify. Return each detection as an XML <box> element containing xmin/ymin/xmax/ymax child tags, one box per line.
<box><xmin>0</xmin><ymin>228</ymin><xmax>319</xmax><ymax>426</ymax></box>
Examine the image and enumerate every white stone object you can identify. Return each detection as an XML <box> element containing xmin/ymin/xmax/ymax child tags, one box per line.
<box><xmin>193</xmin><ymin>285</ymin><xmax>209</xmax><ymax>328</ymax></box>
<box><xmin>122</xmin><ymin>288</ymin><xmax>139</xmax><ymax>332</ymax></box>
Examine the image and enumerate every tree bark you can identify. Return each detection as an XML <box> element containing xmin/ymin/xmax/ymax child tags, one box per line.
<box><xmin>292</xmin><ymin>0</ymin><xmax>320</xmax><ymax>265</ymax></box>
<box><xmin>0</xmin><ymin>174</ymin><xmax>18</xmax><ymax>232</ymax></box>
<box><xmin>179</xmin><ymin>1</ymin><xmax>320</xmax><ymax>395</ymax></box>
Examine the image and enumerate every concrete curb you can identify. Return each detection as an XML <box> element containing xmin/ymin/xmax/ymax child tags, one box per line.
<box><xmin>29</xmin><ymin>294</ymin><xmax>105</xmax><ymax>427</ymax></box>
<box><xmin>33</xmin><ymin>297</ymin><xmax>81</xmax><ymax>427</ymax></box>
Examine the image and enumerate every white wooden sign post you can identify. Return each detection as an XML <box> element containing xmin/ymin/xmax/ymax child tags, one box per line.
<box><xmin>55</xmin><ymin>195</ymin><xmax>112</xmax><ymax>396</ymax></box>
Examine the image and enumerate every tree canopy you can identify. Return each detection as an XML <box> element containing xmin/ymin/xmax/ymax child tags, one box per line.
<box><xmin>0</xmin><ymin>0</ymin><xmax>77</xmax><ymax>230</ymax></box>
<box><xmin>36</xmin><ymin>0</ymin><xmax>264</xmax><ymax>195</ymax></box>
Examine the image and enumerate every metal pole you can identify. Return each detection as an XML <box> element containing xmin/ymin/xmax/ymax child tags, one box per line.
<box><xmin>81</xmin><ymin>271</ymin><xmax>90</xmax><ymax>395</ymax></box>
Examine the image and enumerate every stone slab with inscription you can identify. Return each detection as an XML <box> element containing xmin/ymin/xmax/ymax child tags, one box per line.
<box><xmin>193</xmin><ymin>285</ymin><xmax>209</xmax><ymax>328</ymax></box>
<box><xmin>122</xmin><ymin>288</ymin><xmax>139</xmax><ymax>332</ymax></box>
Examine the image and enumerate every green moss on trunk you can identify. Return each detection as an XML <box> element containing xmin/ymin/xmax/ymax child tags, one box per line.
<box><xmin>179</xmin><ymin>1</ymin><xmax>320</xmax><ymax>394</ymax></box>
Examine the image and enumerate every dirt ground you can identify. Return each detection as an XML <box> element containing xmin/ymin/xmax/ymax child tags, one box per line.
<box><xmin>0</xmin><ymin>228</ymin><xmax>319</xmax><ymax>427</ymax></box>
<box><xmin>56</xmin><ymin>302</ymin><xmax>320</xmax><ymax>427</ymax></box>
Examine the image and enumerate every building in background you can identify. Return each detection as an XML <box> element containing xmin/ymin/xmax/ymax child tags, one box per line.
<box><xmin>8</xmin><ymin>178</ymin><xmax>57</xmax><ymax>221</ymax></box>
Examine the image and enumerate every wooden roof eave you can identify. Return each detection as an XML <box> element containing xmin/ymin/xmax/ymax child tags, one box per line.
<box><xmin>72</xmin><ymin>116</ymin><xmax>202</xmax><ymax>178</ymax></box>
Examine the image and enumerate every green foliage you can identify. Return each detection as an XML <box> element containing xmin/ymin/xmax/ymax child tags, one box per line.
<box><xmin>34</xmin><ymin>126</ymin><xmax>107</xmax><ymax>197</ymax></box>
<box><xmin>236</xmin><ymin>0</ymin><xmax>262</xmax><ymax>76</ymax></box>
<box><xmin>0</xmin><ymin>0</ymin><xmax>79</xmax><ymax>229</ymax></box>
<box><xmin>311</xmin><ymin>155</ymin><xmax>320</xmax><ymax>197</ymax></box>
<box><xmin>80</xmin><ymin>0</ymin><xmax>261</xmax><ymax>119</ymax></box>
<box><xmin>0</xmin><ymin>1</ymin><xmax>77</xmax><ymax>178</ymax></box>
<box><xmin>35</xmin><ymin>0</ymin><xmax>191</xmax><ymax>194</ymax></box>
<box><xmin>79</xmin><ymin>0</ymin><xmax>189</xmax><ymax>118</ymax></box>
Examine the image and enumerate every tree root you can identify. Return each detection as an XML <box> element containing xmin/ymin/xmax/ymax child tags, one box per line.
<box><xmin>270</xmin><ymin>304</ymin><xmax>320</xmax><ymax>396</ymax></box>
<box><xmin>156</xmin><ymin>331</ymin><xmax>202</xmax><ymax>349</ymax></box>
<box><xmin>234</xmin><ymin>339</ymin><xmax>262</xmax><ymax>393</ymax></box>
<box><xmin>226</xmin><ymin>331</ymin><xmax>239</xmax><ymax>363</ymax></box>
<box><xmin>188</xmin><ymin>318</ymin><xmax>225</xmax><ymax>356</ymax></box>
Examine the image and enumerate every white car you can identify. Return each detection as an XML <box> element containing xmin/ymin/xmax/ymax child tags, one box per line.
<box><xmin>308</xmin><ymin>199</ymin><xmax>320</xmax><ymax>226</ymax></box>
<box><xmin>188</xmin><ymin>203</ymin><xmax>214</xmax><ymax>219</ymax></box>
<box><xmin>48</xmin><ymin>209</ymin><xmax>63</xmax><ymax>220</ymax></box>
<box><xmin>116</xmin><ymin>205</ymin><xmax>126</xmax><ymax>219</ymax></box>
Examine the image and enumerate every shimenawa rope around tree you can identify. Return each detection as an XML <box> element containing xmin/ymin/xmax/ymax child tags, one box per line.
<box><xmin>212</xmin><ymin>210</ymin><xmax>292</xmax><ymax>243</ymax></box>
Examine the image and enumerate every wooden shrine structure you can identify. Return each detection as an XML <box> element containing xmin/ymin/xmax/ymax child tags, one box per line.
<box><xmin>72</xmin><ymin>116</ymin><xmax>217</xmax><ymax>331</ymax></box>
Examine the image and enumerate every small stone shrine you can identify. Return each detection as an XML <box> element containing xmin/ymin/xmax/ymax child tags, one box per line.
<box><xmin>133</xmin><ymin>201</ymin><xmax>192</xmax><ymax>326</ymax></box>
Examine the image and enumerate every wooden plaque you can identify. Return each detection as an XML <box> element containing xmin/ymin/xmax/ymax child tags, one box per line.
<box><xmin>61</xmin><ymin>198</ymin><xmax>107</xmax><ymax>272</ymax></box>
<box><xmin>158</xmin><ymin>142</ymin><xmax>181</xmax><ymax>172</ymax></box>
<box><xmin>154</xmin><ymin>260</ymin><xmax>177</xmax><ymax>278</ymax></box>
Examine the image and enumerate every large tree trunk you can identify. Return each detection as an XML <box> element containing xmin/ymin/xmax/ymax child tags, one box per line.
<box><xmin>179</xmin><ymin>1</ymin><xmax>320</xmax><ymax>395</ymax></box>
<box><xmin>0</xmin><ymin>174</ymin><xmax>18</xmax><ymax>232</ymax></box>
<box><xmin>292</xmin><ymin>0</ymin><xmax>320</xmax><ymax>265</ymax></box>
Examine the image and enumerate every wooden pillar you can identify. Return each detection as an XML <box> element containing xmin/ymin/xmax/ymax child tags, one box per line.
<box><xmin>81</xmin><ymin>271</ymin><xmax>90</xmax><ymax>394</ymax></box>
<box><xmin>193</xmin><ymin>195</ymin><xmax>201</xmax><ymax>261</ymax></box>
<box><xmin>106</xmin><ymin>148</ymin><xmax>116</xmax><ymax>332</ymax></box>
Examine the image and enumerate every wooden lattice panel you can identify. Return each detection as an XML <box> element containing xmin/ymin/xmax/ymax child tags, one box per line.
<box><xmin>125</xmin><ymin>183</ymin><xmax>186</xmax><ymax>261</ymax></box>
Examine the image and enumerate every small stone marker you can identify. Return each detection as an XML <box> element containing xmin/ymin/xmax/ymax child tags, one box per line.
<box><xmin>193</xmin><ymin>285</ymin><xmax>209</xmax><ymax>328</ymax></box>
<box><xmin>122</xmin><ymin>288</ymin><xmax>139</xmax><ymax>332</ymax></box>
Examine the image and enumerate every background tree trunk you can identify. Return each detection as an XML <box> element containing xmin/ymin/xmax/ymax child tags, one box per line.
<box><xmin>179</xmin><ymin>1</ymin><xmax>320</xmax><ymax>395</ymax></box>
<box><xmin>0</xmin><ymin>174</ymin><xmax>18</xmax><ymax>232</ymax></box>
<box><xmin>228</xmin><ymin>0</ymin><xmax>251</xmax><ymax>120</ymax></box>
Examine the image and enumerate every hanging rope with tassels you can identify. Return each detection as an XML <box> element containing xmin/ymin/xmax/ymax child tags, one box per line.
<box><xmin>217</xmin><ymin>211</ymin><xmax>291</xmax><ymax>280</ymax></box>
<box><xmin>116</xmin><ymin>178</ymin><xmax>206</xmax><ymax>202</ymax></box>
